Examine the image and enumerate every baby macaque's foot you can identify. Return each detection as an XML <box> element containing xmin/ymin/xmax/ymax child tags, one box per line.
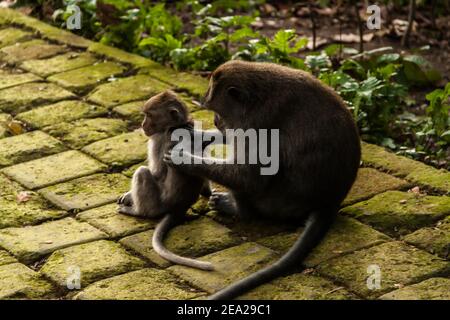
<box><xmin>118</xmin><ymin>205</ymin><xmax>139</xmax><ymax>216</ymax></box>
<box><xmin>208</xmin><ymin>191</ymin><xmax>237</xmax><ymax>216</ymax></box>
<box><xmin>117</xmin><ymin>191</ymin><xmax>132</xmax><ymax>206</ymax></box>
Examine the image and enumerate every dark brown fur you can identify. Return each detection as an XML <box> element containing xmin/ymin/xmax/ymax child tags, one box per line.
<box><xmin>164</xmin><ymin>61</ymin><xmax>361</xmax><ymax>299</ymax></box>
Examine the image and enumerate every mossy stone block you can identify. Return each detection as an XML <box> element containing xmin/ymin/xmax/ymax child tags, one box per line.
<box><xmin>169</xmin><ymin>242</ymin><xmax>277</xmax><ymax>294</ymax></box>
<box><xmin>140</xmin><ymin>65</ymin><xmax>208</xmax><ymax>97</ymax></box>
<box><xmin>0</xmin><ymin>82</ymin><xmax>75</xmax><ymax>114</ymax></box>
<box><xmin>258</xmin><ymin>216</ymin><xmax>390</xmax><ymax>267</ymax></box>
<box><xmin>2</xmin><ymin>150</ymin><xmax>107</xmax><ymax>189</ymax></box>
<box><xmin>77</xmin><ymin>203</ymin><xmax>155</xmax><ymax>238</ymax></box>
<box><xmin>113</xmin><ymin>100</ymin><xmax>146</xmax><ymax>124</ymax></box>
<box><xmin>379</xmin><ymin>278</ymin><xmax>450</xmax><ymax>300</ymax></box>
<box><xmin>0</xmin><ymin>27</ymin><xmax>32</xmax><ymax>48</ymax></box>
<box><xmin>82</xmin><ymin>131</ymin><xmax>148</xmax><ymax>168</ymax></box>
<box><xmin>40</xmin><ymin>240</ymin><xmax>145</xmax><ymax>288</ymax></box>
<box><xmin>316</xmin><ymin>241</ymin><xmax>450</xmax><ymax>298</ymax></box>
<box><xmin>0</xmin><ymin>69</ymin><xmax>41</xmax><ymax>90</ymax></box>
<box><xmin>74</xmin><ymin>268</ymin><xmax>202</xmax><ymax>300</ymax></box>
<box><xmin>39</xmin><ymin>173</ymin><xmax>130</xmax><ymax>212</ymax></box>
<box><xmin>48</xmin><ymin>61</ymin><xmax>127</xmax><ymax>92</ymax></box>
<box><xmin>0</xmin><ymin>263</ymin><xmax>53</xmax><ymax>299</ymax></box>
<box><xmin>87</xmin><ymin>75</ymin><xmax>169</xmax><ymax>108</ymax></box>
<box><xmin>0</xmin><ymin>113</ymin><xmax>12</xmax><ymax>138</ymax></box>
<box><xmin>121</xmin><ymin>161</ymin><xmax>145</xmax><ymax>178</ymax></box>
<box><xmin>0</xmin><ymin>39</ymin><xmax>67</xmax><ymax>63</ymax></box>
<box><xmin>343</xmin><ymin>168</ymin><xmax>410</xmax><ymax>206</ymax></box>
<box><xmin>405</xmin><ymin>166</ymin><xmax>450</xmax><ymax>194</ymax></box>
<box><xmin>403</xmin><ymin>217</ymin><xmax>450</xmax><ymax>259</ymax></box>
<box><xmin>0</xmin><ymin>217</ymin><xmax>107</xmax><ymax>263</ymax></box>
<box><xmin>43</xmin><ymin>118</ymin><xmax>128</xmax><ymax>149</ymax></box>
<box><xmin>0</xmin><ymin>130</ymin><xmax>66</xmax><ymax>167</ymax></box>
<box><xmin>0</xmin><ymin>249</ymin><xmax>16</xmax><ymax>266</ymax></box>
<box><xmin>88</xmin><ymin>42</ymin><xmax>158</xmax><ymax>68</ymax></box>
<box><xmin>240</xmin><ymin>273</ymin><xmax>357</xmax><ymax>300</ymax></box>
<box><xmin>120</xmin><ymin>217</ymin><xmax>241</xmax><ymax>267</ymax></box>
<box><xmin>361</xmin><ymin>142</ymin><xmax>450</xmax><ymax>193</ymax></box>
<box><xmin>0</xmin><ymin>173</ymin><xmax>67</xmax><ymax>228</ymax></box>
<box><xmin>21</xmin><ymin>52</ymin><xmax>98</xmax><ymax>77</ymax></box>
<box><xmin>16</xmin><ymin>100</ymin><xmax>107</xmax><ymax>129</ymax></box>
<box><xmin>341</xmin><ymin>191</ymin><xmax>450</xmax><ymax>236</ymax></box>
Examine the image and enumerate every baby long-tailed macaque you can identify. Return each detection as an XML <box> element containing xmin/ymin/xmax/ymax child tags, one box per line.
<box><xmin>164</xmin><ymin>61</ymin><xmax>361</xmax><ymax>299</ymax></box>
<box><xmin>117</xmin><ymin>90</ymin><xmax>213</xmax><ymax>271</ymax></box>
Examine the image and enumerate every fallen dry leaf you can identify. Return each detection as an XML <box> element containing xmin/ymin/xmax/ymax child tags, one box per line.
<box><xmin>7</xmin><ymin>120</ymin><xmax>25</xmax><ymax>135</ymax></box>
<box><xmin>408</xmin><ymin>186</ymin><xmax>421</xmax><ymax>194</ymax></box>
<box><xmin>16</xmin><ymin>191</ymin><xmax>32</xmax><ymax>203</ymax></box>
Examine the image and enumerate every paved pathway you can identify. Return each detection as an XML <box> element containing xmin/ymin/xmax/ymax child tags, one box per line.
<box><xmin>0</xmin><ymin>9</ymin><xmax>449</xmax><ymax>300</ymax></box>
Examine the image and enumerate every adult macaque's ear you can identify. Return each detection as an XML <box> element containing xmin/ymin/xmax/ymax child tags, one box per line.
<box><xmin>227</xmin><ymin>86</ymin><xmax>247</xmax><ymax>103</ymax></box>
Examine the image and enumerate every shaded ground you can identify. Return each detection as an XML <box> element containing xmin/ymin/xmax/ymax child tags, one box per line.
<box><xmin>0</xmin><ymin>9</ymin><xmax>449</xmax><ymax>300</ymax></box>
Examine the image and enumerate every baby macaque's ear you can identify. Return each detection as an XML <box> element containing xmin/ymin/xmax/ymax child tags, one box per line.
<box><xmin>169</xmin><ymin>107</ymin><xmax>183</xmax><ymax>123</ymax></box>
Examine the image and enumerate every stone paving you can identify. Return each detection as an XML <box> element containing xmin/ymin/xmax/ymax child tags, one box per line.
<box><xmin>0</xmin><ymin>9</ymin><xmax>449</xmax><ymax>300</ymax></box>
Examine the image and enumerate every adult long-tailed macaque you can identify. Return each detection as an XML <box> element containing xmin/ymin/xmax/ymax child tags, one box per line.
<box><xmin>163</xmin><ymin>60</ymin><xmax>361</xmax><ymax>299</ymax></box>
<box><xmin>118</xmin><ymin>90</ymin><xmax>214</xmax><ymax>271</ymax></box>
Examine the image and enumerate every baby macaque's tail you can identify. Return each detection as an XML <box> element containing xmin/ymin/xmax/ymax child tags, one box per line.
<box><xmin>152</xmin><ymin>214</ymin><xmax>215</xmax><ymax>271</ymax></box>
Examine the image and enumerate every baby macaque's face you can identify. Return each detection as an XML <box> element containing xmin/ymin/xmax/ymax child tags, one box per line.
<box><xmin>141</xmin><ymin>90</ymin><xmax>189</xmax><ymax>137</ymax></box>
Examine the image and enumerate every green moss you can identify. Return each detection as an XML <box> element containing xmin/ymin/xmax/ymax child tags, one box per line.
<box><xmin>403</xmin><ymin>218</ymin><xmax>450</xmax><ymax>259</ymax></box>
<box><xmin>120</xmin><ymin>217</ymin><xmax>241</xmax><ymax>267</ymax></box>
<box><xmin>317</xmin><ymin>241</ymin><xmax>450</xmax><ymax>298</ymax></box>
<box><xmin>74</xmin><ymin>268</ymin><xmax>203</xmax><ymax>300</ymax></box>
<box><xmin>0</xmin><ymin>113</ymin><xmax>12</xmax><ymax>138</ymax></box>
<box><xmin>0</xmin><ymin>8</ymin><xmax>92</xmax><ymax>48</ymax></box>
<box><xmin>0</xmin><ymin>218</ymin><xmax>106</xmax><ymax>263</ymax></box>
<box><xmin>113</xmin><ymin>100</ymin><xmax>146</xmax><ymax>124</ymax></box>
<box><xmin>43</xmin><ymin>118</ymin><xmax>128</xmax><ymax>149</ymax></box>
<box><xmin>2</xmin><ymin>150</ymin><xmax>107</xmax><ymax>189</ymax></box>
<box><xmin>82</xmin><ymin>131</ymin><xmax>148</xmax><ymax>168</ymax></box>
<box><xmin>39</xmin><ymin>173</ymin><xmax>130</xmax><ymax>211</ymax></box>
<box><xmin>169</xmin><ymin>242</ymin><xmax>277</xmax><ymax>293</ymax></box>
<box><xmin>40</xmin><ymin>240</ymin><xmax>145</xmax><ymax>288</ymax></box>
<box><xmin>361</xmin><ymin>142</ymin><xmax>425</xmax><ymax>176</ymax></box>
<box><xmin>0</xmin><ymin>69</ymin><xmax>41</xmax><ymax>90</ymax></box>
<box><xmin>0</xmin><ymin>250</ymin><xmax>16</xmax><ymax>266</ymax></box>
<box><xmin>405</xmin><ymin>166</ymin><xmax>450</xmax><ymax>194</ymax></box>
<box><xmin>16</xmin><ymin>100</ymin><xmax>107</xmax><ymax>129</ymax></box>
<box><xmin>0</xmin><ymin>39</ymin><xmax>67</xmax><ymax>63</ymax></box>
<box><xmin>191</xmin><ymin>110</ymin><xmax>215</xmax><ymax>130</ymax></box>
<box><xmin>343</xmin><ymin>168</ymin><xmax>410</xmax><ymax>206</ymax></box>
<box><xmin>240</xmin><ymin>273</ymin><xmax>357</xmax><ymax>300</ymax></box>
<box><xmin>21</xmin><ymin>52</ymin><xmax>98</xmax><ymax>77</ymax></box>
<box><xmin>140</xmin><ymin>65</ymin><xmax>208</xmax><ymax>98</ymax></box>
<box><xmin>341</xmin><ymin>191</ymin><xmax>450</xmax><ymax>236</ymax></box>
<box><xmin>87</xmin><ymin>75</ymin><xmax>170</xmax><ymax>108</ymax></box>
<box><xmin>0</xmin><ymin>82</ymin><xmax>76</xmax><ymax>114</ymax></box>
<box><xmin>0</xmin><ymin>263</ymin><xmax>53</xmax><ymax>299</ymax></box>
<box><xmin>0</xmin><ymin>27</ymin><xmax>32</xmax><ymax>48</ymax></box>
<box><xmin>0</xmin><ymin>131</ymin><xmax>66</xmax><ymax>167</ymax></box>
<box><xmin>121</xmin><ymin>161</ymin><xmax>146</xmax><ymax>178</ymax></box>
<box><xmin>88</xmin><ymin>42</ymin><xmax>158</xmax><ymax>68</ymax></box>
<box><xmin>88</xmin><ymin>75</ymin><xmax>169</xmax><ymax>107</ymax></box>
<box><xmin>380</xmin><ymin>278</ymin><xmax>450</xmax><ymax>300</ymax></box>
<box><xmin>77</xmin><ymin>203</ymin><xmax>155</xmax><ymax>238</ymax></box>
<box><xmin>48</xmin><ymin>61</ymin><xmax>127</xmax><ymax>93</ymax></box>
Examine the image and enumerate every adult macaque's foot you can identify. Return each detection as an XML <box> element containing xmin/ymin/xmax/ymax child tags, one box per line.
<box><xmin>208</xmin><ymin>191</ymin><xmax>237</xmax><ymax>216</ymax></box>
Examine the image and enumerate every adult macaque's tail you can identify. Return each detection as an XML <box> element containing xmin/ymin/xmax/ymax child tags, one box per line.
<box><xmin>208</xmin><ymin>209</ymin><xmax>335</xmax><ymax>300</ymax></box>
